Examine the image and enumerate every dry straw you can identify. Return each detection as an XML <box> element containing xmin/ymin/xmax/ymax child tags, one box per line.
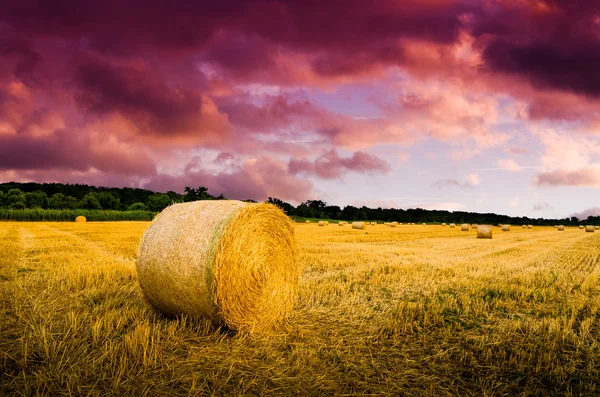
<box><xmin>136</xmin><ymin>200</ymin><xmax>299</xmax><ymax>333</ymax></box>
<box><xmin>352</xmin><ymin>222</ymin><xmax>367</xmax><ymax>229</ymax></box>
<box><xmin>586</xmin><ymin>225</ymin><xmax>595</xmax><ymax>233</ymax></box>
<box><xmin>558</xmin><ymin>225</ymin><xmax>565</xmax><ymax>231</ymax></box>
<box><xmin>75</xmin><ymin>216</ymin><xmax>86</xmax><ymax>223</ymax></box>
<box><xmin>449</xmin><ymin>223</ymin><xmax>456</xmax><ymax>228</ymax></box>
<box><xmin>461</xmin><ymin>224</ymin><xmax>470</xmax><ymax>231</ymax></box>
<box><xmin>477</xmin><ymin>225</ymin><xmax>492</xmax><ymax>239</ymax></box>
<box><xmin>502</xmin><ymin>225</ymin><xmax>511</xmax><ymax>232</ymax></box>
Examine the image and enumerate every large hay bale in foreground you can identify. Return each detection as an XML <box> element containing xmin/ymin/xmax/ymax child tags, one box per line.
<box><xmin>502</xmin><ymin>225</ymin><xmax>511</xmax><ymax>232</ymax></box>
<box><xmin>136</xmin><ymin>200</ymin><xmax>299</xmax><ymax>333</ymax></box>
<box><xmin>461</xmin><ymin>224</ymin><xmax>470</xmax><ymax>231</ymax></box>
<box><xmin>586</xmin><ymin>225</ymin><xmax>595</xmax><ymax>233</ymax></box>
<box><xmin>449</xmin><ymin>223</ymin><xmax>456</xmax><ymax>228</ymax></box>
<box><xmin>318</xmin><ymin>221</ymin><xmax>327</xmax><ymax>226</ymax></box>
<box><xmin>75</xmin><ymin>216</ymin><xmax>86</xmax><ymax>223</ymax></box>
<box><xmin>352</xmin><ymin>222</ymin><xmax>367</xmax><ymax>230</ymax></box>
<box><xmin>558</xmin><ymin>225</ymin><xmax>564</xmax><ymax>231</ymax></box>
<box><xmin>477</xmin><ymin>225</ymin><xmax>492</xmax><ymax>239</ymax></box>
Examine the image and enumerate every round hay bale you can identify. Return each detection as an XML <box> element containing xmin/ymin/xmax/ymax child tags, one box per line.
<box><xmin>389</xmin><ymin>223</ymin><xmax>397</xmax><ymax>228</ymax></box>
<box><xmin>442</xmin><ymin>223</ymin><xmax>446</xmax><ymax>226</ymax></box>
<box><xmin>461</xmin><ymin>224</ymin><xmax>470</xmax><ymax>231</ymax></box>
<box><xmin>595</xmin><ymin>226</ymin><xmax>600</xmax><ymax>230</ymax></box>
<box><xmin>579</xmin><ymin>225</ymin><xmax>584</xmax><ymax>229</ymax></box>
<box><xmin>477</xmin><ymin>225</ymin><xmax>492</xmax><ymax>239</ymax></box>
<box><xmin>338</xmin><ymin>222</ymin><xmax>346</xmax><ymax>226</ymax></box>
<box><xmin>352</xmin><ymin>222</ymin><xmax>367</xmax><ymax>230</ymax></box>
<box><xmin>370</xmin><ymin>222</ymin><xmax>377</xmax><ymax>226</ymax></box>
<box><xmin>471</xmin><ymin>224</ymin><xmax>478</xmax><ymax>228</ymax></box>
<box><xmin>318</xmin><ymin>221</ymin><xmax>327</xmax><ymax>226</ymax></box>
<box><xmin>422</xmin><ymin>223</ymin><xmax>426</xmax><ymax>226</ymax></box>
<box><xmin>558</xmin><ymin>225</ymin><xmax>565</xmax><ymax>231</ymax></box>
<box><xmin>522</xmin><ymin>225</ymin><xmax>527</xmax><ymax>229</ymax></box>
<box><xmin>527</xmin><ymin>225</ymin><xmax>533</xmax><ymax>229</ymax></box>
<box><xmin>586</xmin><ymin>225</ymin><xmax>594</xmax><ymax>233</ymax></box>
<box><xmin>502</xmin><ymin>225</ymin><xmax>511</xmax><ymax>232</ymax></box>
<box><xmin>136</xmin><ymin>200</ymin><xmax>299</xmax><ymax>333</ymax></box>
<box><xmin>554</xmin><ymin>225</ymin><xmax>558</xmax><ymax>228</ymax></box>
<box><xmin>449</xmin><ymin>223</ymin><xmax>456</xmax><ymax>228</ymax></box>
<box><xmin>305</xmin><ymin>220</ymin><xmax>310</xmax><ymax>223</ymax></box>
<box><xmin>75</xmin><ymin>215</ymin><xmax>87</xmax><ymax>223</ymax></box>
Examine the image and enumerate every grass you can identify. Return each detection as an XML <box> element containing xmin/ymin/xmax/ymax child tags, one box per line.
<box><xmin>0</xmin><ymin>222</ymin><xmax>599</xmax><ymax>395</ymax></box>
<box><xmin>0</xmin><ymin>209</ymin><xmax>156</xmax><ymax>222</ymax></box>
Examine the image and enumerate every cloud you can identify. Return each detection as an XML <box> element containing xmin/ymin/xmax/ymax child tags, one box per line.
<box><xmin>289</xmin><ymin>149</ymin><xmax>391</xmax><ymax>179</ymax></box>
<box><xmin>467</xmin><ymin>173</ymin><xmax>480</xmax><ymax>185</ymax></box>
<box><xmin>433</xmin><ymin>174</ymin><xmax>478</xmax><ymax>190</ymax></box>
<box><xmin>508</xmin><ymin>197</ymin><xmax>520</xmax><ymax>208</ymax></box>
<box><xmin>534</xmin><ymin>166</ymin><xmax>600</xmax><ymax>187</ymax></box>
<box><xmin>532</xmin><ymin>202</ymin><xmax>551</xmax><ymax>211</ymax></box>
<box><xmin>570</xmin><ymin>208</ymin><xmax>600</xmax><ymax>221</ymax></box>
<box><xmin>497</xmin><ymin>158</ymin><xmax>523</xmax><ymax>172</ymax></box>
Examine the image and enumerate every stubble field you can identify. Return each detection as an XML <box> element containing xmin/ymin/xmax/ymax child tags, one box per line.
<box><xmin>1</xmin><ymin>222</ymin><xmax>599</xmax><ymax>396</ymax></box>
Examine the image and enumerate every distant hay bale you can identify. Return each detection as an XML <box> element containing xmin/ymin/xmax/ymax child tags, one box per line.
<box><xmin>75</xmin><ymin>216</ymin><xmax>86</xmax><ymax>223</ymax></box>
<box><xmin>371</xmin><ymin>222</ymin><xmax>377</xmax><ymax>226</ymax></box>
<box><xmin>477</xmin><ymin>225</ymin><xmax>492</xmax><ymax>239</ymax></box>
<box><xmin>461</xmin><ymin>224</ymin><xmax>470</xmax><ymax>231</ymax></box>
<box><xmin>527</xmin><ymin>225</ymin><xmax>533</xmax><ymax>229</ymax></box>
<box><xmin>449</xmin><ymin>223</ymin><xmax>456</xmax><ymax>228</ymax></box>
<box><xmin>502</xmin><ymin>225</ymin><xmax>511</xmax><ymax>232</ymax></box>
<box><xmin>318</xmin><ymin>221</ymin><xmax>327</xmax><ymax>226</ymax></box>
<box><xmin>442</xmin><ymin>223</ymin><xmax>446</xmax><ymax>226</ymax></box>
<box><xmin>389</xmin><ymin>223</ymin><xmax>396</xmax><ymax>227</ymax></box>
<box><xmin>596</xmin><ymin>226</ymin><xmax>600</xmax><ymax>230</ymax></box>
<box><xmin>422</xmin><ymin>223</ymin><xmax>426</xmax><ymax>226</ymax></box>
<box><xmin>471</xmin><ymin>224</ymin><xmax>478</xmax><ymax>228</ymax></box>
<box><xmin>522</xmin><ymin>225</ymin><xmax>527</xmax><ymax>229</ymax></box>
<box><xmin>136</xmin><ymin>200</ymin><xmax>299</xmax><ymax>333</ymax></box>
<box><xmin>586</xmin><ymin>225</ymin><xmax>594</xmax><ymax>233</ymax></box>
<box><xmin>558</xmin><ymin>225</ymin><xmax>564</xmax><ymax>231</ymax></box>
<box><xmin>579</xmin><ymin>225</ymin><xmax>584</xmax><ymax>229</ymax></box>
<box><xmin>352</xmin><ymin>222</ymin><xmax>367</xmax><ymax>230</ymax></box>
<box><xmin>554</xmin><ymin>225</ymin><xmax>558</xmax><ymax>228</ymax></box>
<box><xmin>305</xmin><ymin>220</ymin><xmax>310</xmax><ymax>223</ymax></box>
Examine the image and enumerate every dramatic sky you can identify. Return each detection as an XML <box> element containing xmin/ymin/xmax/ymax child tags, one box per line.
<box><xmin>1</xmin><ymin>0</ymin><xmax>600</xmax><ymax>218</ymax></box>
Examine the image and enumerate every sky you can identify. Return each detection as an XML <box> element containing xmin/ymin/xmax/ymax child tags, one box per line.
<box><xmin>1</xmin><ymin>0</ymin><xmax>600</xmax><ymax>219</ymax></box>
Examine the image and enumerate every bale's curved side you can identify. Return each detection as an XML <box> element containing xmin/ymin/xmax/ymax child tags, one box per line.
<box><xmin>352</xmin><ymin>222</ymin><xmax>367</xmax><ymax>229</ymax></box>
<box><xmin>477</xmin><ymin>225</ymin><xmax>492</xmax><ymax>239</ymax></box>
<box><xmin>586</xmin><ymin>225</ymin><xmax>595</xmax><ymax>233</ymax></box>
<box><xmin>136</xmin><ymin>200</ymin><xmax>299</xmax><ymax>333</ymax></box>
<box><xmin>461</xmin><ymin>224</ymin><xmax>469</xmax><ymax>231</ymax></box>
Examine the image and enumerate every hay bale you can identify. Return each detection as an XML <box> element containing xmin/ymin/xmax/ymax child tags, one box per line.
<box><xmin>595</xmin><ymin>226</ymin><xmax>600</xmax><ymax>230</ymax></box>
<box><xmin>527</xmin><ymin>225</ymin><xmax>533</xmax><ymax>229</ymax></box>
<box><xmin>522</xmin><ymin>225</ymin><xmax>527</xmax><ymax>229</ymax></box>
<box><xmin>554</xmin><ymin>225</ymin><xmax>558</xmax><ymax>228</ymax></box>
<box><xmin>586</xmin><ymin>225</ymin><xmax>594</xmax><ymax>233</ymax></box>
<box><xmin>558</xmin><ymin>225</ymin><xmax>564</xmax><ymax>231</ymax></box>
<box><xmin>136</xmin><ymin>200</ymin><xmax>298</xmax><ymax>333</ymax></box>
<box><xmin>502</xmin><ymin>225</ymin><xmax>511</xmax><ymax>232</ymax></box>
<box><xmin>579</xmin><ymin>225</ymin><xmax>584</xmax><ymax>229</ymax></box>
<box><xmin>477</xmin><ymin>225</ymin><xmax>492</xmax><ymax>239</ymax></box>
<box><xmin>461</xmin><ymin>223</ymin><xmax>470</xmax><ymax>231</ymax></box>
<box><xmin>352</xmin><ymin>222</ymin><xmax>367</xmax><ymax>230</ymax></box>
<box><xmin>449</xmin><ymin>223</ymin><xmax>456</xmax><ymax>228</ymax></box>
<box><xmin>75</xmin><ymin>215</ymin><xmax>86</xmax><ymax>223</ymax></box>
<box><xmin>471</xmin><ymin>224</ymin><xmax>478</xmax><ymax>228</ymax></box>
<box><xmin>442</xmin><ymin>223</ymin><xmax>446</xmax><ymax>226</ymax></box>
<box><xmin>305</xmin><ymin>220</ymin><xmax>310</xmax><ymax>223</ymax></box>
<box><xmin>371</xmin><ymin>222</ymin><xmax>377</xmax><ymax>226</ymax></box>
<box><xmin>318</xmin><ymin>221</ymin><xmax>327</xmax><ymax>226</ymax></box>
<box><xmin>422</xmin><ymin>223</ymin><xmax>426</xmax><ymax>226</ymax></box>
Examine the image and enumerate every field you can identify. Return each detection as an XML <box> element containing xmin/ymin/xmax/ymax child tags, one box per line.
<box><xmin>1</xmin><ymin>222</ymin><xmax>599</xmax><ymax>396</ymax></box>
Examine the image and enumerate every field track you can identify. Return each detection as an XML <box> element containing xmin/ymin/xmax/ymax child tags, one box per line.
<box><xmin>1</xmin><ymin>222</ymin><xmax>599</xmax><ymax>396</ymax></box>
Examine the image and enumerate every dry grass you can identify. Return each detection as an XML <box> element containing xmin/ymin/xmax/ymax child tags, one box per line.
<box><xmin>1</xmin><ymin>222</ymin><xmax>600</xmax><ymax>396</ymax></box>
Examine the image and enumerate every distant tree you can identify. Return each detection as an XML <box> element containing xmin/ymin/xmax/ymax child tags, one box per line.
<box><xmin>571</xmin><ymin>216</ymin><xmax>579</xmax><ymax>223</ymax></box>
<box><xmin>166</xmin><ymin>191</ymin><xmax>184</xmax><ymax>203</ymax></box>
<box><xmin>25</xmin><ymin>190</ymin><xmax>48</xmax><ymax>209</ymax></box>
<box><xmin>147</xmin><ymin>194</ymin><xmax>171</xmax><ymax>211</ymax></box>
<box><xmin>267</xmin><ymin>197</ymin><xmax>294</xmax><ymax>214</ymax></box>
<box><xmin>184</xmin><ymin>186</ymin><xmax>215</xmax><ymax>202</ymax></box>
<box><xmin>127</xmin><ymin>202</ymin><xmax>148</xmax><ymax>211</ymax></box>
<box><xmin>305</xmin><ymin>200</ymin><xmax>326</xmax><ymax>210</ymax></box>
<box><xmin>48</xmin><ymin>193</ymin><xmax>77</xmax><ymax>209</ymax></box>
<box><xmin>0</xmin><ymin>191</ymin><xmax>5</xmax><ymax>208</ymax></box>
<box><xmin>295</xmin><ymin>203</ymin><xmax>315</xmax><ymax>218</ymax></box>
<box><xmin>79</xmin><ymin>193</ymin><xmax>101</xmax><ymax>210</ymax></box>
<box><xmin>6</xmin><ymin>189</ymin><xmax>26</xmax><ymax>209</ymax></box>
<box><xmin>97</xmin><ymin>191</ymin><xmax>120</xmax><ymax>210</ymax></box>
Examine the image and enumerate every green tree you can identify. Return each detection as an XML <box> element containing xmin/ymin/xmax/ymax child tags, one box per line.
<box><xmin>25</xmin><ymin>190</ymin><xmax>49</xmax><ymax>209</ymax></box>
<box><xmin>0</xmin><ymin>191</ymin><xmax>5</xmax><ymax>208</ymax></box>
<box><xmin>97</xmin><ymin>191</ymin><xmax>120</xmax><ymax>210</ymax></box>
<box><xmin>48</xmin><ymin>193</ymin><xmax>78</xmax><ymax>209</ymax></box>
<box><xmin>6</xmin><ymin>189</ymin><xmax>26</xmax><ymax>209</ymax></box>
<box><xmin>184</xmin><ymin>186</ymin><xmax>215</xmax><ymax>202</ymax></box>
<box><xmin>147</xmin><ymin>194</ymin><xmax>171</xmax><ymax>211</ymax></box>
<box><xmin>127</xmin><ymin>202</ymin><xmax>148</xmax><ymax>211</ymax></box>
<box><xmin>79</xmin><ymin>193</ymin><xmax>101</xmax><ymax>210</ymax></box>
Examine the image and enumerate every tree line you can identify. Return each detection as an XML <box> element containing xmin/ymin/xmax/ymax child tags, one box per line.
<box><xmin>0</xmin><ymin>182</ymin><xmax>592</xmax><ymax>225</ymax></box>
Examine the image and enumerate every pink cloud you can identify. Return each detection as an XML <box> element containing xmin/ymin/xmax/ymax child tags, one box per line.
<box><xmin>534</xmin><ymin>166</ymin><xmax>600</xmax><ymax>187</ymax></box>
<box><xmin>289</xmin><ymin>150</ymin><xmax>391</xmax><ymax>179</ymax></box>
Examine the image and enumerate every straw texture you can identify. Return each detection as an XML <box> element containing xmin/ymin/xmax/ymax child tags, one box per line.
<box><xmin>477</xmin><ymin>225</ymin><xmax>492</xmax><ymax>239</ymax></box>
<box><xmin>352</xmin><ymin>222</ymin><xmax>367</xmax><ymax>229</ymax></box>
<box><xmin>136</xmin><ymin>200</ymin><xmax>299</xmax><ymax>333</ymax></box>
